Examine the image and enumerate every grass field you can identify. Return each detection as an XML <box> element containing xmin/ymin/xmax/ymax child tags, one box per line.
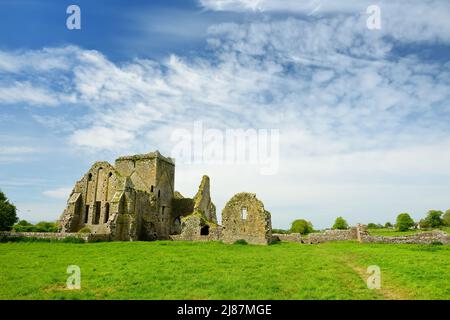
<box><xmin>0</xmin><ymin>241</ymin><xmax>449</xmax><ymax>300</ymax></box>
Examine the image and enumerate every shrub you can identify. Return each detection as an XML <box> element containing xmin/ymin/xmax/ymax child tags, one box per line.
<box><xmin>13</xmin><ymin>220</ymin><xmax>35</xmax><ymax>232</ymax></box>
<box><xmin>34</xmin><ymin>221</ymin><xmax>58</xmax><ymax>232</ymax></box>
<box><xmin>396</xmin><ymin>213</ymin><xmax>415</xmax><ymax>231</ymax></box>
<box><xmin>424</xmin><ymin>210</ymin><xmax>444</xmax><ymax>228</ymax></box>
<box><xmin>62</xmin><ymin>236</ymin><xmax>85</xmax><ymax>244</ymax></box>
<box><xmin>1</xmin><ymin>236</ymin><xmax>47</xmax><ymax>243</ymax></box>
<box><xmin>332</xmin><ymin>217</ymin><xmax>349</xmax><ymax>230</ymax></box>
<box><xmin>272</xmin><ymin>229</ymin><xmax>289</xmax><ymax>234</ymax></box>
<box><xmin>0</xmin><ymin>235</ymin><xmax>85</xmax><ymax>243</ymax></box>
<box><xmin>12</xmin><ymin>220</ymin><xmax>58</xmax><ymax>233</ymax></box>
<box><xmin>367</xmin><ymin>223</ymin><xmax>380</xmax><ymax>229</ymax></box>
<box><xmin>78</xmin><ymin>227</ymin><xmax>91</xmax><ymax>234</ymax></box>
<box><xmin>443</xmin><ymin>210</ymin><xmax>450</xmax><ymax>226</ymax></box>
<box><xmin>289</xmin><ymin>219</ymin><xmax>314</xmax><ymax>235</ymax></box>
<box><xmin>0</xmin><ymin>190</ymin><xmax>18</xmax><ymax>231</ymax></box>
<box><xmin>418</xmin><ymin>219</ymin><xmax>430</xmax><ymax>229</ymax></box>
<box><xmin>234</xmin><ymin>239</ymin><xmax>248</xmax><ymax>245</ymax></box>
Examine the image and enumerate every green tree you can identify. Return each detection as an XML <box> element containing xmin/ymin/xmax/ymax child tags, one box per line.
<box><xmin>13</xmin><ymin>220</ymin><xmax>58</xmax><ymax>233</ymax></box>
<box><xmin>384</xmin><ymin>222</ymin><xmax>393</xmax><ymax>228</ymax></box>
<box><xmin>396</xmin><ymin>213</ymin><xmax>414</xmax><ymax>231</ymax></box>
<box><xmin>418</xmin><ymin>219</ymin><xmax>430</xmax><ymax>229</ymax></box>
<box><xmin>13</xmin><ymin>220</ymin><xmax>34</xmax><ymax>232</ymax></box>
<box><xmin>424</xmin><ymin>210</ymin><xmax>444</xmax><ymax>228</ymax></box>
<box><xmin>290</xmin><ymin>219</ymin><xmax>314</xmax><ymax>235</ymax></box>
<box><xmin>34</xmin><ymin>221</ymin><xmax>58</xmax><ymax>232</ymax></box>
<box><xmin>0</xmin><ymin>190</ymin><xmax>18</xmax><ymax>231</ymax></box>
<box><xmin>272</xmin><ymin>229</ymin><xmax>289</xmax><ymax>234</ymax></box>
<box><xmin>367</xmin><ymin>223</ymin><xmax>379</xmax><ymax>229</ymax></box>
<box><xmin>332</xmin><ymin>217</ymin><xmax>349</xmax><ymax>230</ymax></box>
<box><xmin>443</xmin><ymin>210</ymin><xmax>450</xmax><ymax>226</ymax></box>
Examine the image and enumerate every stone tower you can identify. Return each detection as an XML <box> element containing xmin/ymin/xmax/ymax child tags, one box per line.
<box><xmin>59</xmin><ymin>151</ymin><xmax>176</xmax><ymax>240</ymax></box>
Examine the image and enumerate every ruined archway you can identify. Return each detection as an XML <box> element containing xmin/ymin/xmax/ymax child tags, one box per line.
<box><xmin>200</xmin><ymin>225</ymin><xmax>210</xmax><ymax>236</ymax></box>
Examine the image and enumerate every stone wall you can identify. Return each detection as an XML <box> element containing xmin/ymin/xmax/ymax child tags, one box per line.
<box><xmin>169</xmin><ymin>175</ymin><xmax>218</xmax><ymax>241</ymax></box>
<box><xmin>361</xmin><ymin>230</ymin><xmax>450</xmax><ymax>244</ymax></box>
<box><xmin>221</xmin><ymin>193</ymin><xmax>272</xmax><ymax>245</ymax></box>
<box><xmin>169</xmin><ymin>214</ymin><xmax>222</xmax><ymax>241</ymax></box>
<box><xmin>303</xmin><ymin>228</ymin><xmax>358</xmax><ymax>244</ymax></box>
<box><xmin>272</xmin><ymin>233</ymin><xmax>303</xmax><ymax>243</ymax></box>
<box><xmin>0</xmin><ymin>232</ymin><xmax>111</xmax><ymax>242</ymax></box>
<box><xmin>192</xmin><ymin>176</ymin><xmax>217</xmax><ymax>223</ymax></box>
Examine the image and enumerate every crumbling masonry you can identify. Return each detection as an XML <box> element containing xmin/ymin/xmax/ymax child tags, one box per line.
<box><xmin>59</xmin><ymin>151</ymin><xmax>272</xmax><ymax>244</ymax></box>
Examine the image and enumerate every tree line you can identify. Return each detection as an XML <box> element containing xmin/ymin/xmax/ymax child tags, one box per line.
<box><xmin>0</xmin><ymin>190</ymin><xmax>57</xmax><ymax>232</ymax></box>
<box><xmin>274</xmin><ymin>211</ymin><xmax>450</xmax><ymax>235</ymax></box>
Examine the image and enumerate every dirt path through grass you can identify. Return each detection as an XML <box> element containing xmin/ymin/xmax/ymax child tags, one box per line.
<box><xmin>344</xmin><ymin>261</ymin><xmax>411</xmax><ymax>300</ymax></box>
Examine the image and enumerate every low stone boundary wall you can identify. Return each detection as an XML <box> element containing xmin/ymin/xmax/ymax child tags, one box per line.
<box><xmin>0</xmin><ymin>231</ymin><xmax>110</xmax><ymax>242</ymax></box>
<box><xmin>272</xmin><ymin>233</ymin><xmax>303</xmax><ymax>243</ymax></box>
<box><xmin>361</xmin><ymin>230</ymin><xmax>450</xmax><ymax>245</ymax></box>
<box><xmin>304</xmin><ymin>228</ymin><xmax>358</xmax><ymax>244</ymax></box>
<box><xmin>273</xmin><ymin>229</ymin><xmax>359</xmax><ymax>244</ymax></box>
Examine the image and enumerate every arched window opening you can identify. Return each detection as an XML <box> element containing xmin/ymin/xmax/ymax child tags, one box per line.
<box><xmin>200</xmin><ymin>225</ymin><xmax>210</xmax><ymax>236</ymax></box>
<box><xmin>94</xmin><ymin>201</ymin><xmax>101</xmax><ymax>224</ymax></box>
<box><xmin>119</xmin><ymin>196</ymin><xmax>126</xmax><ymax>215</ymax></box>
<box><xmin>104</xmin><ymin>203</ymin><xmax>110</xmax><ymax>223</ymax></box>
<box><xmin>84</xmin><ymin>205</ymin><xmax>90</xmax><ymax>224</ymax></box>
<box><xmin>150</xmin><ymin>185</ymin><xmax>154</xmax><ymax>193</ymax></box>
<box><xmin>241</xmin><ymin>207</ymin><xmax>248</xmax><ymax>220</ymax></box>
<box><xmin>158</xmin><ymin>190</ymin><xmax>161</xmax><ymax>198</ymax></box>
<box><xmin>88</xmin><ymin>173</ymin><xmax>93</xmax><ymax>181</ymax></box>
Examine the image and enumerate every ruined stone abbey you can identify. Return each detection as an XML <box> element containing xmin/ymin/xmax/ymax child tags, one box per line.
<box><xmin>58</xmin><ymin>151</ymin><xmax>272</xmax><ymax>245</ymax></box>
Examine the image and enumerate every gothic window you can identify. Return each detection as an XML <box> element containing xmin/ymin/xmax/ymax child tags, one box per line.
<box><xmin>84</xmin><ymin>205</ymin><xmax>89</xmax><ymax>224</ymax></box>
<box><xmin>104</xmin><ymin>203</ymin><xmax>110</xmax><ymax>223</ymax></box>
<box><xmin>241</xmin><ymin>207</ymin><xmax>248</xmax><ymax>220</ymax></box>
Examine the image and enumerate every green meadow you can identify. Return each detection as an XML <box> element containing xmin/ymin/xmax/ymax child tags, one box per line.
<box><xmin>0</xmin><ymin>241</ymin><xmax>449</xmax><ymax>300</ymax></box>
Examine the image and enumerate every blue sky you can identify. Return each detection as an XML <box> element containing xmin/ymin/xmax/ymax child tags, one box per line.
<box><xmin>1</xmin><ymin>0</ymin><xmax>450</xmax><ymax>229</ymax></box>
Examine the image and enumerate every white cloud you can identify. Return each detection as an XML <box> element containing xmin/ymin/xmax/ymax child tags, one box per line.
<box><xmin>15</xmin><ymin>201</ymin><xmax>66</xmax><ymax>223</ymax></box>
<box><xmin>0</xmin><ymin>146</ymin><xmax>43</xmax><ymax>163</ymax></box>
<box><xmin>0</xmin><ymin>146</ymin><xmax>38</xmax><ymax>154</ymax></box>
<box><xmin>199</xmin><ymin>0</ymin><xmax>450</xmax><ymax>43</ymax></box>
<box><xmin>43</xmin><ymin>187</ymin><xmax>72</xmax><ymax>200</ymax></box>
<box><xmin>69</xmin><ymin>126</ymin><xmax>136</xmax><ymax>150</ymax></box>
<box><xmin>0</xmin><ymin>82</ymin><xmax>59</xmax><ymax>106</ymax></box>
<box><xmin>2</xmin><ymin>12</ymin><xmax>450</xmax><ymax>227</ymax></box>
<box><xmin>0</xmin><ymin>46</ymin><xmax>76</xmax><ymax>73</ymax></box>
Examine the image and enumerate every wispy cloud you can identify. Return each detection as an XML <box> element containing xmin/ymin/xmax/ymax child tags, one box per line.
<box><xmin>199</xmin><ymin>0</ymin><xmax>450</xmax><ymax>43</ymax></box>
<box><xmin>2</xmin><ymin>5</ymin><xmax>450</xmax><ymax>227</ymax></box>
<box><xmin>43</xmin><ymin>187</ymin><xmax>73</xmax><ymax>199</ymax></box>
<box><xmin>1</xmin><ymin>15</ymin><xmax>450</xmax><ymax>159</ymax></box>
<box><xmin>0</xmin><ymin>146</ymin><xmax>38</xmax><ymax>154</ymax></box>
<box><xmin>0</xmin><ymin>82</ymin><xmax>59</xmax><ymax>106</ymax></box>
